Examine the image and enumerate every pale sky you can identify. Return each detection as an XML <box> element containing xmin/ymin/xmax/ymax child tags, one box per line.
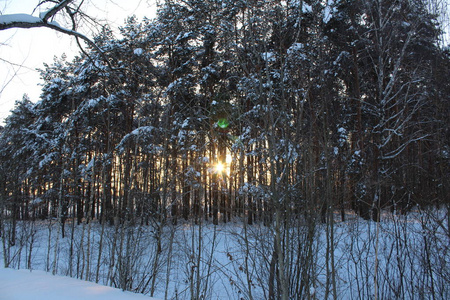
<box><xmin>0</xmin><ymin>0</ymin><xmax>157</xmax><ymax>124</ymax></box>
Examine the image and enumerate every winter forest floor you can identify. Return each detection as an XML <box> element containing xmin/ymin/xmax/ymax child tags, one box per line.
<box><xmin>0</xmin><ymin>267</ymin><xmax>156</xmax><ymax>300</ymax></box>
<box><xmin>1</xmin><ymin>208</ymin><xmax>449</xmax><ymax>299</ymax></box>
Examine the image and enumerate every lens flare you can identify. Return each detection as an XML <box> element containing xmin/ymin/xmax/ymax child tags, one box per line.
<box><xmin>217</xmin><ymin>118</ymin><xmax>229</xmax><ymax>129</ymax></box>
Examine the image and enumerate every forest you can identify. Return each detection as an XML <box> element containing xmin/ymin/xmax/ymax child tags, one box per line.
<box><xmin>0</xmin><ymin>0</ymin><xmax>449</xmax><ymax>299</ymax></box>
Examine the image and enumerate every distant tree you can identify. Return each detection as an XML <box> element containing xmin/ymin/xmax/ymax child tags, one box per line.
<box><xmin>0</xmin><ymin>96</ymin><xmax>36</xmax><ymax>249</ymax></box>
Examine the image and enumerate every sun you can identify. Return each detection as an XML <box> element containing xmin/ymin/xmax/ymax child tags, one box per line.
<box><xmin>213</xmin><ymin>154</ymin><xmax>232</xmax><ymax>175</ymax></box>
<box><xmin>215</xmin><ymin>162</ymin><xmax>225</xmax><ymax>174</ymax></box>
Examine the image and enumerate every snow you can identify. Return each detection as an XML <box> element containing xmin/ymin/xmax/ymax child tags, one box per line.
<box><xmin>1</xmin><ymin>211</ymin><xmax>449</xmax><ymax>299</ymax></box>
<box><xmin>0</xmin><ymin>13</ymin><xmax>42</xmax><ymax>25</ymax></box>
<box><xmin>287</xmin><ymin>43</ymin><xmax>308</xmax><ymax>60</ymax></box>
<box><xmin>181</xmin><ymin>118</ymin><xmax>189</xmax><ymax>128</ymax></box>
<box><xmin>130</xmin><ymin>125</ymin><xmax>154</xmax><ymax>135</ymax></box>
<box><xmin>0</xmin><ymin>267</ymin><xmax>159</xmax><ymax>300</ymax></box>
<box><xmin>134</xmin><ymin>48</ymin><xmax>144</xmax><ymax>55</ymax></box>
<box><xmin>402</xmin><ymin>21</ymin><xmax>411</xmax><ymax>27</ymax></box>
<box><xmin>303</xmin><ymin>3</ymin><xmax>313</xmax><ymax>13</ymax></box>
<box><xmin>86</xmin><ymin>99</ymin><xmax>99</xmax><ymax>108</ymax></box>
<box><xmin>175</xmin><ymin>31</ymin><xmax>192</xmax><ymax>41</ymax></box>
<box><xmin>86</xmin><ymin>157</ymin><xmax>95</xmax><ymax>170</ymax></box>
<box><xmin>39</xmin><ymin>10</ymin><xmax>51</xmax><ymax>20</ymax></box>
<box><xmin>288</xmin><ymin>42</ymin><xmax>304</xmax><ymax>52</ymax></box>
<box><xmin>0</xmin><ymin>12</ymin><xmax>92</xmax><ymax>48</ymax></box>
<box><xmin>323</xmin><ymin>5</ymin><xmax>332</xmax><ymax>24</ymax></box>
<box><xmin>261</xmin><ymin>51</ymin><xmax>276</xmax><ymax>62</ymax></box>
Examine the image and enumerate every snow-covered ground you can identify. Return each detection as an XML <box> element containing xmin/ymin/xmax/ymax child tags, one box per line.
<box><xmin>1</xmin><ymin>209</ymin><xmax>449</xmax><ymax>299</ymax></box>
<box><xmin>0</xmin><ymin>267</ymin><xmax>159</xmax><ymax>300</ymax></box>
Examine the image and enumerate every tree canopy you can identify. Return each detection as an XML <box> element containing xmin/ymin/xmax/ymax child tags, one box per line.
<box><xmin>0</xmin><ymin>0</ymin><xmax>449</xmax><ymax>227</ymax></box>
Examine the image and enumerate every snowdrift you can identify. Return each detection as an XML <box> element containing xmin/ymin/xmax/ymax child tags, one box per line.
<box><xmin>0</xmin><ymin>267</ymin><xmax>159</xmax><ymax>300</ymax></box>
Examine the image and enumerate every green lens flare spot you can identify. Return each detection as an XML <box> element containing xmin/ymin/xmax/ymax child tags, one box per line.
<box><xmin>217</xmin><ymin>118</ymin><xmax>229</xmax><ymax>129</ymax></box>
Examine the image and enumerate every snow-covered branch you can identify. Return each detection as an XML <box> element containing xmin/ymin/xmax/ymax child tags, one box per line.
<box><xmin>39</xmin><ymin>0</ymin><xmax>73</xmax><ymax>23</ymax></box>
<box><xmin>0</xmin><ymin>13</ymin><xmax>99</xmax><ymax>54</ymax></box>
<box><xmin>0</xmin><ymin>1</ymin><xmax>113</xmax><ymax>69</ymax></box>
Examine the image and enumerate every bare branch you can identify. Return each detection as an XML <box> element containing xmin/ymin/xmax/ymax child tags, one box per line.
<box><xmin>40</xmin><ymin>0</ymin><xmax>73</xmax><ymax>22</ymax></box>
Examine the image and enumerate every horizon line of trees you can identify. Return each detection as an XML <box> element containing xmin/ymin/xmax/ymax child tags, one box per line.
<box><xmin>1</xmin><ymin>0</ymin><xmax>449</xmax><ymax>229</ymax></box>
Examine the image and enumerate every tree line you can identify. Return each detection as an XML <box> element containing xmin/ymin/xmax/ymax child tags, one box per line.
<box><xmin>1</xmin><ymin>0</ymin><xmax>449</xmax><ymax>230</ymax></box>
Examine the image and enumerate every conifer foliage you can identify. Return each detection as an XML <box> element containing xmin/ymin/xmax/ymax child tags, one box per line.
<box><xmin>0</xmin><ymin>0</ymin><xmax>448</xmax><ymax>225</ymax></box>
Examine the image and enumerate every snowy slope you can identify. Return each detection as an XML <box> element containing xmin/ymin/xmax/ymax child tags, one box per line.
<box><xmin>0</xmin><ymin>268</ymin><xmax>160</xmax><ymax>300</ymax></box>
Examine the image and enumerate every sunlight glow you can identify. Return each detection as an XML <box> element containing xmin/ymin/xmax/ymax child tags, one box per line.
<box><xmin>214</xmin><ymin>154</ymin><xmax>231</xmax><ymax>176</ymax></box>
<box><xmin>215</xmin><ymin>162</ymin><xmax>225</xmax><ymax>174</ymax></box>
